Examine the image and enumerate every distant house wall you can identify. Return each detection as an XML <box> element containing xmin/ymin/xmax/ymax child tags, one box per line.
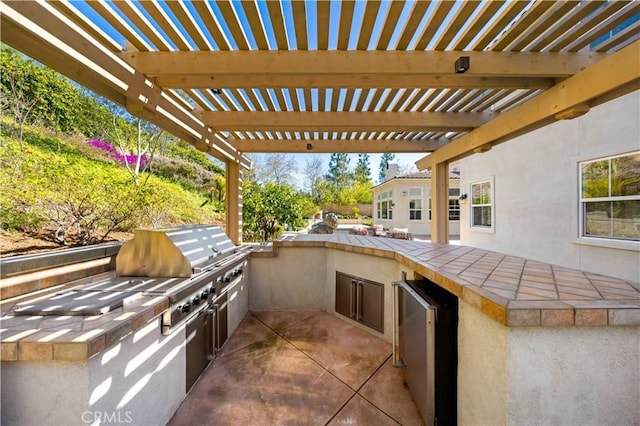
<box><xmin>372</xmin><ymin>177</ymin><xmax>461</xmax><ymax>236</ymax></box>
<box><xmin>459</xmin><ymin>90</ymin><xmax>639</xmax><ymax>282</ymax></box>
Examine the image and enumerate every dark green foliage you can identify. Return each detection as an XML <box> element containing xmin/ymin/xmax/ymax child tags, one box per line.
<box><xmin>378</xmin><ymin>152</ymin><xmax>396</xmax><ymax>182</ymax></box>
<box><xmin>242</xmin><ymin>181</ymin><xmax>309</xmax><ymax>242</ymax></box>
<box><xmin>354</xmin><ymin>153</ymin><xmax>371</xmax><ymax>184</ymax></box>
<box><xmin>326</xmin><ymin>153</ymin><xmax>353</xmax><ymax>191</ymax></box>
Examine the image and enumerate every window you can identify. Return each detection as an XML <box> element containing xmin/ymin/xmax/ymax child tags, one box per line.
<box><xmin>580</xmin><ymin>152</ymin><xmax>640</xmax><ymax>241</ymax></box>
<box><xmin>409</xmin><ymin>188</ymin><xmax>422</xmax><ymax>220</ymax></box>
<box><xmin>471</xmin><ymin>179</ymin><xmax>493</xmax><ymax>229</ymax></box>
<box><xmin>427</xmin><ymin>197</ymin><xmax>461</xmax><ymax>221</ymax></box>
<box><xmin>377</xmin><ymin>190</ymin><xmax>393</xmax><ymax>220</ymax></box>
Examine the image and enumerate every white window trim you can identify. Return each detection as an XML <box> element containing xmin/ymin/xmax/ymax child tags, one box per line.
<box><xmin>408</xmin><ymin>187</ymin><xmax>423</xmax><ymax>222</ymax></box>
<box><xmin>469</xmin><ymin>176</ymin><xmax>495</xmax><ymax>233</ymax></box>
<box><xmin>577</xmin><ymin>151</ymin><xmax>640</xmax><ymax>244</ymax></box>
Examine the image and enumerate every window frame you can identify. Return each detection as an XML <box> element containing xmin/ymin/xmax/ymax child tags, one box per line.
<box><xmin>377</xmin><ymin>190</ymin><xmax>393</xmax><ymax>220</ymax></box>
<box><xmin>578</xmin><ymin>151</ymin><xmax>640</xmax><ymax>242</ymax></box>
<box><xmin>469</xmin><ymin>177</ymin><xmax>494</xmax><ymax>232</ymax></box>
<box><xmin>408</xmin><ymin>187</ymin><xmax>423</xmax><ymax>221</ymax></box>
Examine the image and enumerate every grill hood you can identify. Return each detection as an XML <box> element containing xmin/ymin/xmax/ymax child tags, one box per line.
<box><xmin>116</xmin><ymin>225</ymin><xmax>236</xmax><ymax>278</ymax></box>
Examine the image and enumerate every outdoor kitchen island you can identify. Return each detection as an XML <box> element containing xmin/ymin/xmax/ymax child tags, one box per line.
<box><xmin>250</xmin><ymin>233</ymin><xmax>640</xmax><ymax>426</ymax></box>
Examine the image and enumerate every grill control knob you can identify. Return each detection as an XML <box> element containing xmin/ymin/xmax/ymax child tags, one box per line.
<box><xmin>223</xmin><ymin>275</ymin><xmax>231</xmax><ymax>283</ymax></box>
<box><xmin>193</xmin><ymin>295</ymin><xmax>200</xmax><ymax>306</ymax></box>
<box><xmin>181</xmin><ymin>303</ymin><xmax>191</xmax><ymax>313</ymax></box>
<box><xmin>201</xmin><ymin>290</ymin><xmax>209</xmax><ymax>299</ymax></box>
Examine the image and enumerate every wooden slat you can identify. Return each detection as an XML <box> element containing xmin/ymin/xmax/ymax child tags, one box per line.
<box><xmin>272</xmin><ymin>88</ymin><xmax>287</xmax><ymax>111</ymax></box>
<box><xmin>366</xmin><ymin>89</ymin><xmax>386</xmax><ymax>111</ymax></box>
<box><xmin>49</xmin><ymin>1</ymin><xmax>121</xmax><ymax>51</ymax></box>
<box><xmin>239</xmin><ymin>1</ymin><xmax>268</xmax><ymax>49</ymax></box>
<box><xmin>215</xmin><ymin>0</ymin><xmax>249</xmax><ymax>50</ymax></box>
<box><xmin>241</xmin><ymin>89</ymin><xmax>261</xmax><ymax>112</ymax></box>
<box><xmin>546</xmin><ymin>0</ymin><xmax>629</xmax><ymax>52</ymax></box>
<box><xmin>316</xmin><ymin>0</ymin><xmax>330</xmax><ymax>50</ymax></box>
<box><xmin>265</xmin><ymin>0</ymin><xmax>288</xmax><ymax>49</ymax></box>
<box><xmin>290</xmin><ymin>0</ymin><xmax>308</xmax><ymax>50</ymax></box>
<box><xmin>165</xmin><ymin>2</ymin><xmax>212</xmax><ymax>50</ymax></box>
<box><xmin>258</xmin><ymin>88</ymin><xmax>276</xmax><ymax>111</ymax></box>
<box><xmin>450</xmin><ymin>89</ymin><xmax>482</xmax><ymax>112</ymax></box>
<box><xmin>196</xmin><ymin>89</ymin><xmax>222</xmax><ymax>111</ymax></box>
<box><xmin>355</xmin><ymin>88</ymin><xmax>370</xmax><ymax>111</ymax></box>
<box><xmin>463</xmin><ymin>89</ymin><xmax>500</xmax><ymax>112</ymax></box>
<box><xmin>433</xmin><ymin>1</ymin><xmax>482</xmax><ymax>51</ymax></box>
<box><xmin>453</xmin><ymin>1</ymin><xmax>506</xmax><ymax>50</ymax></box>
<box><xmin>492</xmin><ymin>89</ymin><xmax>538</xmax><ymax>113</ymax></box>
<box><xmin>414</xmin><ymin>2</ymin><xmax>456</xmax><ymax>50</ymax></box>
<box><xmin>376</xmin><ymin>0</ymin><xmax>406</xmax><ymax>50</ymax></box>
<box><xmin>595</xmin><ymin>20</ymin><xmax>640</xmax><ymax>52</ymax></box>
<box><xmin>439</xmin><ymin>89</ymin><xmax>473</xmax><ymax>112</ymax></box>
<box><xmin>391</xmin><ymin>88</ymin><xmax>416</xmax><ymax>111</ymax></box>
<box><xmin>288</xmin><ymin>88</ymin><xmax>301</xmax><ymax>111</ymax></box>
<box><xmin>395</xmin><ymin>1</ymin><xmax>431</xmax><ymax>50</ymax></box>
<box><xmin>412</xmin><ymin>88</ymin><xmax>444</xmax><ymax>111</ymax></box>
<box><xmin>317</xmin><ymin>88</ymin><xmax>327</xmax><ymax>111</ymax></box>
<box><xmin>87</xmin><ymin>1</ymin><xmax>152</xmax><ymax>51</ymax></box>
<box><xmin>357</xmin><ymin>1</ymin><xmax>382</xmax><ymax>50</ymax></box>
<box><xmin>471</xmin><ymin>1</ymin><xmax>531</xmax><ymax>50</ymax></box>
<box><xmin>567</xmin><ymin>4</ymin><xmax>640</xmax><ymax>52</ymax></box>
<box><xmin>111</xmin><ymin>1</ymin><xmax>171</xmax><ymax>51</ymax></box>
<box><xmin>139</xmin><ymin>1</ymin><xmax>191</xmax><ymax>50</ymax></box>
<box><xmin>342</xmin><ymin>88</ymin><xmax>356</xmax><ymax>111</ymax></box>
<box><xmin>184</xmin><ymin>89</ymin><xmax>211</xmax><ymax>110</ymax></box>
<box><xmin>330</xmin><ymin>88</ymin><xmax>341</xmax><ymax>111</ymax></box>
<box><xmin>379</xmin><ymin>88</ymin><xmax>403</xmax><ymax>111</ymax></box>
<box><xmin>337</xmin><ymin>1</ymin><xmax>356</xmax><ymax>50</ymax></box>
<box><xmin>429</xmin><ymin>89</ymin><xmax>460</xmax><ymax>111</ymax></box>
<box><xmin>192</xmin><ymin>1</ymin><xmax>231</xmax><ymax>50</ymax></box>
<box><xmin>491</xmin><ymin>1</ymin><xmax>557</xmax><ymax>51</ymax></box>
<box><xmin>528</xmin><ymin>1</ymin><xmax>607</xmax><ymax>51</ymax></box>
<box><xmin>303</xmin><ymin>88</ymin><xmax>313</xmax><ymax>112</ymax></box>
<box><xmin>509</xmin><ymin>1</ymin><xmax>581</xmax><ymax>52</ymax></box>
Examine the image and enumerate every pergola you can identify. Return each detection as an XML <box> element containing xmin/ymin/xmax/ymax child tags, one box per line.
<box><xmin>1</xmin><ymin>0</ymin><xmax>638</xmax><ymax>244</ymax></box>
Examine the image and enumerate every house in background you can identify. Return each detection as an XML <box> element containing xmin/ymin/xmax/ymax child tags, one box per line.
<box><xmin>372</xmin><ymin>163</ymin><xmax>461</xmax><ymax>237</ymax></box>
<box><xmin>458</xmin><ymin>90</ymin><xmax>639</xmax><ymax>282</ymax></box>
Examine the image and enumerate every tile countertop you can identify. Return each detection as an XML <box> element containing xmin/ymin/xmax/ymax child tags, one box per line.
<box><xmin>253</xmin><ymin>234</ymin><xmax>640</xmax><ymax>327</ymax></box>
<box><xmin>0</xmin><ymin>272</ymin><xmax>169</xmax><ymax>362</ymax></box>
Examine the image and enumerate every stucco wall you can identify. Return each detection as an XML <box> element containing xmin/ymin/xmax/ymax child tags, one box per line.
<box><xmin>372</xmin><ymin>179</ymin><xmax>461</xmax><ymax>236</ymax></box>
<box><xmin>507</xmin><ymin>325</ymin><xmax>639</xmax><ymax>425</ymax></box>
<box><xmin>459</xmin><ymin>90</ymin><xmax>640</xmax><ymax>281</ymax></box>
<box><xmin>1</xmin><ymin>317</ymin><xmax>186</xmax><ymax>425</ymax></box>
<box><xmin>457</xmin><ymin>299</ymin><xmax>508</xmax><ymax>426</ymax></box>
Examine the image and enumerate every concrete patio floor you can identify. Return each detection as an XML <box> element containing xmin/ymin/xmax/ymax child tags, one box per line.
<box><xmin>168</xmin><ymin>311</ymin><xmax>424</xmax><ymax>425</ymax></box>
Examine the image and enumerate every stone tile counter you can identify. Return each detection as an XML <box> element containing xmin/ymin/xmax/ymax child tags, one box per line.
<box><xmin>249</xmin><ymin>234</ymin><xmax>640</xmax><ymax>425</ymax></box>
<box><xmin>257</xmin><ymin>234</ymin><xmax>640</xmax><ymax>327</ymax></box>
<box><xmin>0</xmin><ymin>272</ymin><xmax>169</xmax><ymax>361</ymax></box>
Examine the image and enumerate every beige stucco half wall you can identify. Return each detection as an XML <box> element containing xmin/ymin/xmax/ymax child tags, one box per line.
<box><xmin>250</xmin><ymin>245</ymin><xmax>640</xmax><ymax>425</ymax></box>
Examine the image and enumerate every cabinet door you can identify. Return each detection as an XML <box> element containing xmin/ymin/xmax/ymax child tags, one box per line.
<box><xmin>335</xmin><ymin>273</ymin><xmax>355</xmax><ymax>319</ymax></box>
<box><xmin>359</xmin><ymin>280</ymin><xmax>384</xmax><ymax>333</ymax></box>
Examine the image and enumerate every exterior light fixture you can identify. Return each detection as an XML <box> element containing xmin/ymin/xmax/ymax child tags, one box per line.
<box><xmin>212</xmin><ymin>88</ymin><xmax>222</xmax><ymax>94</ymax></box>
<box><xmin>459</xmin><ymin>193</ymin><xmax>468</xmax><ymax>200</ymax></box>
<box><xmin>306</xmin><ymin>143</ymin><xmax>313</xmax><ymax>151</ymax></box>
<box><xmin>455</xmin><ymin>56</ymin><xmax>470</xmax><ymax>73</ymax></box>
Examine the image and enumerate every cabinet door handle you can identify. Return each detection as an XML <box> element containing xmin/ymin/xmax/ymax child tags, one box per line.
<box><xmin>350</xmin><ymin>280</ymin><xmax>357</xmax><ymax>318</ymax></box>
<box><xmin>356</xmin><ymin>282</ymin><xmax>363</xmax><ymax>320</ymax></box>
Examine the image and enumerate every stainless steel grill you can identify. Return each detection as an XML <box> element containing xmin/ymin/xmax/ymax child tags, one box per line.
<box><xmin>15</xmin><ymin>225</ymin><xmax>250</xmax><ymax>335</ymax></box>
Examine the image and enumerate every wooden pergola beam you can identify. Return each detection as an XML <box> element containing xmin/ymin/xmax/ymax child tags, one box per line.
<box><xmin>231</xmin><ymin>138</ymin><xmax>443</xmax><ymax>153</ymax></box>
<box><xmin>416</xmin><ymin>40</ymin><xmax>640</xmax><ymax>170</ymax></box>
<box><xmin>200</xmin><ymin>111</ymin><xmax>491</xmax><ymax>132</ymax></box>
<box><xmin>120</xmin><ymin>50</ymin><xmax>604</xmax><ymax>78</ymax></box>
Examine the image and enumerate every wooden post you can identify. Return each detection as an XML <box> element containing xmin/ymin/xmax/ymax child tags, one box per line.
<box><xmin>430</xmin><ymin>162</ymin><xmax>449</xmax><ymax>244</ymax></box>
<box><xmin>226</xmin><ymin>161</ymin><xmax>242</xmax><ymax>244</ymax></box>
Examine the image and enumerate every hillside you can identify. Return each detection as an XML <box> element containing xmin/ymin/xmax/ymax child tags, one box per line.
<box><xmin>0</xmin><ymin>122</ymin><xmax>226</xmax><ymax>257</ymax></box>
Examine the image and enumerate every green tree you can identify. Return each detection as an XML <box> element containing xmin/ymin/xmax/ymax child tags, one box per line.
<box><xmin>378</xmin><ymin>152</ymin><xmax>396</xmax><ymax>182</ymax></box>
<box><xmin>354</xmin><ymin>153</ymin><xmax>371</xmax><ymax>184</ymax></box>
<box><xmin>242</xmin><ymin>181</ymin><xmax>308</xmax><ymax>242</ymax></box>
<box><xmin>326</xmin><ymin>153</ymin><xmax>352</xmax><ymax>192</ymax></box>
